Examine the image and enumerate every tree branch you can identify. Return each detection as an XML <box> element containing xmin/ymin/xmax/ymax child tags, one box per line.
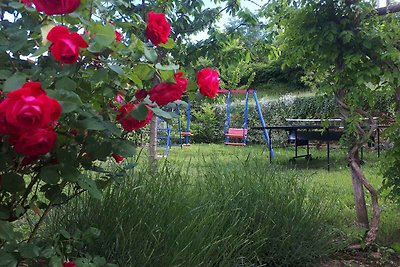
<box><xmin>376</xmin><ymin>3</ymin><xmax>400</xmax><ymax>16</ymax></box>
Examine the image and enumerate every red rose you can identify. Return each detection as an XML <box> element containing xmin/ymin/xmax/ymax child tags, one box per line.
<box><xmin>62</xmin><ymin>262</ymin><xmax>77</xmax><ymax>267</ymax></box>
<box><xmin>32</xmin><ymin>0</ymin><xmax>80</xmax><ymax>15</ymax></box>
<box><xmin>20</xmin><ymin>156</ymin><xmax>39</xmax><ymax>166</ymax></box>
<box><xmin>174</xmin><ymin>72</ymin><xmax>188</xmax><ymax>92</ymax></box>
<box><xmin>116</xmin><ymin>103</ymin><xmax>152</xmax><ymax>132</ymax></box>
<box><xmin>115</xmin><ymin>30</ymin><xmax>122</xmax><ymax>42</ymax></box>
<box><xmin>145</xmin><ymin>11</ymin><xmax>170</xmax><ymax>46</ymax></box>
<box><xmin>196</xmin><ymin>68</ymin><xmax>220</xmax><ymax>98</ymax></box>
<box><xmin>112</xmin><ymin>153</ymin><xmax>124</xmax><ymax>164</ymax></box>
<box><xmin>134</xmin><ymin>89</ymin><xmax>148</xmax><ymax>101</ymax></box>
<box><xmin>13</xmin><ymin>127</ymin><xmax>57</xmax><ymax>156</ymax></box>
<box><xmin>47</xmin><ymin>26</ymin><xmax>88</xmax><ymax>64</ymax></box>
<box><xmin>0</xmin><ymin>82</ymin><xmax>61</xmax><ymax>133</ymax></box>
<box><xmin>149</xmin><ymin>72</ymin><xmax>187</xmax><ymax>106</ymax></box>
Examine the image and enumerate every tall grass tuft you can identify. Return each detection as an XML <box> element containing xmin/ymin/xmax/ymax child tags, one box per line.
<box><xmin>47</xmin><ymin>157</ymin><xmax>341</xmax><ymax>267</ymax></box>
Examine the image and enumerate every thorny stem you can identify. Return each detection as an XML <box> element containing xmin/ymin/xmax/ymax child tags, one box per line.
<box><xmin>27</xmin><ymin>202</ymin><xmax>53</xmax><ymax>243</ymax></box>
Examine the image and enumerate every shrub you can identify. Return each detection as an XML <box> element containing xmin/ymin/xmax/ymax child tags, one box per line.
<box><xmin>47</xmin><ymin>158</ymin><xmax>339</xmax><ymax>267</ymax></box>
<box><xmin>190</xmin><ymin>94</ymin><xmax>394</xmax><ymax>145</ymax></box>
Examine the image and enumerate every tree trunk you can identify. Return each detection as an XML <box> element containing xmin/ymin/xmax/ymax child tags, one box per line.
<box><xmin>336</xmin><ymin>90</ymin><xmax>381</xmax><ymax>246</ymax></box>
<box><xmin>395</xmin><ymin>86</ymin><xmax>400</xmax><ymax>110</ymax></box>
<box><xmin>148</xmin><ymin>114</ymin><xmax>157</xmax><ymax>172</ymax></box>
<box><xmin>348</xmin><ymin>148</ymin><xmax>381</xmax><ymax>247</ymax></box>
<box><xmin>349</xmin><ymin>151</ymin><xmax>369</xmax><ymax>228</ymax></box>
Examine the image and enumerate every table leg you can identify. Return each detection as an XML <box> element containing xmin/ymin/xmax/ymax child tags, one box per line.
<box><xmin>269</xmin><ymin>129</ymin><xmax>273</xmax><ymax>163</ymax></box>
<box><xmin>327</xmin><ymin>141</ymin><xmax>330</xmax><ymax>172</ymax></box>
<box><xmin>295</xmin><ymin>130</ymin><xmax>298</xmax><ymax>158</ymax></box>
<box><xmin>377</xmin><ymin>128</ymin><xmax>381</xmax><ymax>158</ymax></box>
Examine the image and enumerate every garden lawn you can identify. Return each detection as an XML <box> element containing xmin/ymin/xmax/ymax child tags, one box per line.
<box><xmin>164</xmin><ymin>144</ymin><xmax>400</xmax><ymax>245</ymax></box>
<box><xmin>47</xmin><ymin>144</ymin><xmax>400</xmax><ymax>266</ymax></box>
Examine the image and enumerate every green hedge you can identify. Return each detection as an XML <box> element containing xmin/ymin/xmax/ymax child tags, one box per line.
<box><xmin>190</xmin><ymin>94</ymin><xmax>393</xmax><ymax>145</ymax></box>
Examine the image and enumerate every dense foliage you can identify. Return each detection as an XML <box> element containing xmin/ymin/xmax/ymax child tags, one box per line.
<box><xmin>0</xmin><ymin>0</ymin><xmax>224</xmax><ymax>265</ymax></box>
<box><xmin>189</xmin><ymin>94</ymin><xmax>394</xmax><ymax>144</ymax></box>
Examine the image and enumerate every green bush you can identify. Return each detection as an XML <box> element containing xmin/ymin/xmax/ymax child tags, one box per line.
<box><xmin>47</xmin><ymin>159</ymin><xmax>339</xmax><ymax>267</ymax></box>
<box><xmin>190</xmin><ymin>94</ymin><xmax>394</xmax><ymax>145</ymax></box>
<box><xmin>190</xmin><ymin>95</ymin><xmax>337</xmax><ymax>145</ymax></box>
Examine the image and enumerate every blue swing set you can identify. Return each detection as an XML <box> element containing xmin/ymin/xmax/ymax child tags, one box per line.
<box><xmin>220</xmin><ymin>89</ymin><xmax>275</xmax><ymax>161</ymax></box>
<box><xmin>157</xmin><ymin>103</ymin><xmax>192</xmax><ymax>156</ymax></box>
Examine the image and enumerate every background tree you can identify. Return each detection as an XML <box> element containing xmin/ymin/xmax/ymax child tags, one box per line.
<box><xmin>267</xmin><ymin>0</ymin><xmax>400</xmax><ymax>246</ymax></box>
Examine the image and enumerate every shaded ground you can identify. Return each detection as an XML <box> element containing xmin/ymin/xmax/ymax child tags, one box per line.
<box><xmin>318</xmin><ymin>249</ymin><xmax>400</xmax><ymax>266</ymax></box>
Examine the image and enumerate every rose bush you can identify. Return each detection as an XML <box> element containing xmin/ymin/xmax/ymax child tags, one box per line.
<box><xmin>0</xmin><ymin>0</ymin><xmax>220</xmax><ymax>265</ymax></box>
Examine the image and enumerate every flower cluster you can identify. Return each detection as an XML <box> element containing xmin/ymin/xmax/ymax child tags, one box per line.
<box><xmin>0</xmin><ymin>82</ymin><xmax>61</xmax><ymax>156</ymax></box>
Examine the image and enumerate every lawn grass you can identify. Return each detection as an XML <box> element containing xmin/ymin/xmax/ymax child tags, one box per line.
<box><xmin>163</xmin><ymin>144</ymin><xmax>400</xmax><ymax>245</ymax></box>
<box><xmin>46</xmin><ymin>144</ymin><xmax>400</xmax><ymax>266</ymax></box>
<box><xmin>252</xmin><ymin>82</ymin><xmax>315</xmax><ymax>100</ymax></box>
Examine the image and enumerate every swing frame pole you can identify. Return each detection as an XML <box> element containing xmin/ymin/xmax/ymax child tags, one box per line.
<box><xmin>224</xmin><ymin>91</ymin><xmax>232</xmax><ymax>144</ymax></box>
<box><xmin>185</xmin><ymin>103</ymin><xmax>191</xmax><ymax>145</ymax></box>
<box><xmin>243</xmin><ymin>90</ymin><xmax>250</xmax><ymax>145</ymax></box>
<box><xmin>253</xmin><ymin>91</ymin><xmax>274</xmax><ymax>161</ymax></box>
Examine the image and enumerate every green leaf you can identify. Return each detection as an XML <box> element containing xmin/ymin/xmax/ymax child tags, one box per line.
<box><xmin>159</xmin><ymin>70</ymin><xmax>175</xmax><ymax>82</ymax></box>
<box><xmin>155</xmin><ymin>63</ymin><xmax>179</xmax><ymax>71</ymax></box>
<box><xmin>134</xmin><ymin>64</ymin><xmax>155</xmax><ymax>81</ymax></box>
<box><xmin>127</xmin><ymin>72</ymin><xmax>143</xmax><ymax>88</ymax></box>
<box><xmin>55</xmin><ymin>77</ymin><xmax>77</xmax><ymax>91</ymax></box>
<box><xmin>40</xmin><ymin>246</ymin><xmax>56</xmax><ymax>258</ymax></box>
<box><xmin>0</xmin><ymin>221</ymin><xmax>15</xmax><ymax>241</ymax></box>
<box><xmin>144</xmin><ymin>46</ymin><xmax>158</xmax><ymax>63</ymax></box>
<box><xmin>0</xmin><ymin>250</ymin><xmax>17</xmax><ymax>267</ymax></box>
<box><xmin>44</xmin><ymin>185</ymin><xmax>63</xmax><ymax>203</ymax></box>
<box><xmin>92</xmin><ymin>69</ymin><xmax>109</xmax><ymax>83</ymax></box>
<box><xmin>74</xmin><ymin>258</ymin><xmax>94</xmax><ymax>267</ymax></box>
<box><xmin>4</xmin><ymin>72</ymin><xmax>27</xmax><ymax>92</ymax></box>
<box><xmin>1</xmin><ymin>173</ymin><xmax>25</xmax><ymax>193</ymax></box>
<box><xmin>113</xmin><ymin>140</ymin><xmax>136</xmax><ymax>157</ymax></box>
<box><xmin>159</xmin><ymin>38</ymin><xmax>175</xmax><ymax>49</ymax></box>
<box><xmin>47</xmin><ymin>90</ymin><xmax>82</xmax><ymax>113</ymax></box>
<box><xmin>0</xmin><ymin>70</ymin><xmax>12</xmax><ymax>80</ymax></box>
<box><xmin>108</xmin><ymin>64</ymin><xmax>124</xmax><ymax>74</ymax></box>
<box><xmin>49</xmin><ymin>255</ymin><xmax>62</xmax><ymax>267</ymax></box>
<box><xmin>77</xmin><ymin>117</ymin><xmax>106</xmax><ymax>131</ymax></box>
<box><xmin>32</xmin><ymin>45</ymin><xmax>50</xmax><ymax>57</ymax></box>
<box><xmin>19</xmin><ymin>243</ymin><xmax>40</xmax><ymax>259</ymax></box>
<box><xmin>59</xmin><ymin>229</ymin><xmax>71</xmax><ymax>239</ymax></box>
<box><xmin>85</xmin><ymin>139</ymin><xmax>112</xmax><ymax>160</ymax></box>
<box><xmin>93</xmin><ymin>256</ymin><xmax>107</xmax><ymax>266</ymax></box>
<box><xmin>131</xmin><ymin>103</ymin><xmax>149</xmax><ymax>120</ymax></box>
<box><xmin>40</xmin><ymin>166</ymin><xmax>60</xmax><ymax>185</ymax></box>
<box><xmin>40</xmin><ymin>24</ymin><xmax>55</xmax><ymax>45</ymax></box>
<box><xmin>78</xmin><ymin>177</ymin><xmax>103</xmax><ymax>200</ymax></box>
<box><xmin>92</xmin><ymin>24</ymin><xmax>115</xmax><ymax>47</ymax></box>
<box><xmin>150</xmin><ymin>107</ymin><xmax>175</xmax><ymax>119</ymax></box>
<box><xmin>8</xmin><ymin>1</ymin><xmax>24</xmax><ymax>9</ymax></box>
